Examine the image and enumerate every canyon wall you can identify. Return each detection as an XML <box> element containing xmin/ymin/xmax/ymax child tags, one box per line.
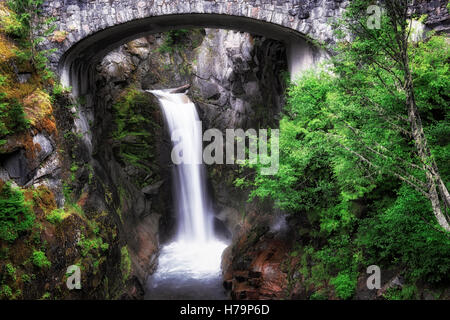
<box><xmin>1</xmin><ymin>0</ymin><xmax>449</xmax><ymax>300</ymax></box>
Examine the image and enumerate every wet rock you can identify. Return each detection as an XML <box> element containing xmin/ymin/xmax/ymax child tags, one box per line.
<box><xmin>129</xmin><ymin>214</ymin><xmax>160</xmax><ymax>281</ymax></box>
<box><xmin>18</xmin><ymin>73</ymin><xmax>32</xmax><ymax>84</ymax></box>
<box><xmin>141</xmin><ymin>180</ymin><xmax>164</xmax><ymax>196</ymax></box>
<box><xmin>192</xmin><ymin>29</ymin><xmax>287</xmax><ymax>130</ymax></box>
<box><xmin>33</xmin><ymin>133</ymin><xmax>54</xmax><ymax>163</ymax></box>
<box><xmin>2</xmin><ymin>149</ymin><xmax>30</xmax><ymax>186</ymax></box>
<box><xmin>377</xmin><ymin>275</ymin><xmax>404</xmax><ymax>298</ymax></box>
<box><xmin>226</xmin><ymin>236</ymin><xmax>291</xmax><ymax>299</ymax></box>
<box><xmin>97</xmin><ymin>50</ymin><xmax>135</xmax><ymax>83</ymax></box>
<box><xmin>169</xmin><ymin>84</ymin><xmax>191</xmax><ymax>94</ymax></box>
<box><xmin>121</xmin><ymin>276</ymin><xmax>146</xmax><ymax>300</ymax></box>
<box><xmin>194</xmin><ymin>79</ymin><xmax>221</xmax><ymax>100</ymax></box>
<box><xmin>0</xmin><ymin>166</ymin><xmax>11</xmax><ymax>181</ymax></box>
<box><xmin>141</xmin><ymin>73</ymin><xmax>159</xmax><ymax>89</ymax></box>
<box><xmin>125</xmin><ymin>38</ymin><xmax>151</xmax><ymax>60</ymax></box>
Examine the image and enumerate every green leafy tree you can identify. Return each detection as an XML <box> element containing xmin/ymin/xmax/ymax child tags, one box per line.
<box><xmin>331</xmin><ymin>0</ymin><xmax>450</xmax><ymax>231</ymax></box>
<box><xmin>239</xmin><ymin>0</ymin><xmax>450</xmax><ymax>292</ymax></box>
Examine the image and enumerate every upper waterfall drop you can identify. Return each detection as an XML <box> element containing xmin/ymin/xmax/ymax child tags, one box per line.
<box><xmin>150</xmin><ymin>89</ymin><xmax>212</xmax><ymax>243</ymax></box>
<box><xmin>146</xmin><ymin>89</ymin><xmax>229</xmax><ymax>300</ymax></box>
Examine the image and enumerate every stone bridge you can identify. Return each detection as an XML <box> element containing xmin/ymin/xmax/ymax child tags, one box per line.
<box><xmin>39</xmin><ymin>0</ymin><xmax>351</xmax><ymax>93</ymax></box>
<box><xmin>38</xmin><ymin>0</ymin><xmax>448</xmax><ymax>93</ymax></box>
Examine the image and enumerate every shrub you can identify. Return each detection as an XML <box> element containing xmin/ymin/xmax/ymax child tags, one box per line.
<box><xmin>157</xmin><ymin>29</ymin><xmax>190</xmax><ymax>54</ymax></box>
<box><xmin>21</xmin><ymin>273</ymin><xmax>31</xmax><ymax>283</ymax></box>
<box><xmin>310</xmin><ymin>291</ymin><xmax>328</xmax><ymax>300</ymax></box>
<box><xmin>31</xmin><ymin>250</ymin><xmax>51</xmax><ymax>268</ymax></box>
<box><xmin>0</xmin><ymin>182</ymin><xmax>35</xmax><ymax>242</ymax></box>
<box><xmin>0</xmin><ymin>99</ymin><xmax>30</xmax><ymax>139</ymax></box>
<box><xmin>0</xmin><ymin>285</ymin><xmax>12</xmax><ymax>299</ymax></box>
<box><xmin>77</xmin><ymin>235</ymin><xmax>108</xmax><ymax>257</ymax></box>
<box><xmin>5</xmin><ymin>263</ymin><xmax>16</xmax><ymax>280</ymax></box>
<box><xmin>384</xmin><ymin>284</ymin><xmax>419</xmax><ymax>300</ymax></box>
<box><xmin>331</xmin><ymin>272</ymin><xmax>357</xmax><ymax>300</ymax></box>
<box><xmin>40</xmin><ymin>292</ymin><xmax>50</xmax><ymax>300</ymax></box>
<box><xmin>46</xmin><ymin>209</ymin><xmax>67</xmax><ymax>224</ymax></box>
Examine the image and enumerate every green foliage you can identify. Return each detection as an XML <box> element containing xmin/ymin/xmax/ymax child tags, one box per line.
<box><xmin>5</xmin><ymin>0</ymin><xmax>44</xmax><ymax>36</ymax></box>
<box><xmin>4</xmin><ymin>0</ymin><xmax>56</xmax><ymax>80</ymax></box>
<box><xmin>157</xmin><ymin>29</ymin><xmax>190</xmax><ymax>54</ymax></box>
<box><xmin>5</xmin><ymin>263</ymin><xmax>16</xmax><ymax>281</ymax></box>
<box><xmin>112</xmin><ymin>86</ymin><xmax>160</xmax><ymax>186</ymax></box>
<box><xmin>330</xmin><ymin>272</ymin><xmax>357</xmax><ymax>300</ymax></box>
<box><xmin>40</xmin><ymin>292</ymin><xmax>50</xmax><ymax>300</ymax></box>
<box><xmin>46</xmin><ymin>209</ymin><xmax>66</xmax><ymax>224</ymax></box>
<box><xmin>120</xmin><ymin>246</ymin><xmax>131</xmax><ymax>281</ymax></box>
<box><xmin>31</xmin><ymin>250</ymin><xmax>51</xmax><ymax>269</ymax></box>
<box><xmin>52</xmin><ymin>82</ymin><xmax>72</xmax><ymax>97</ymax></box>
<box><xmin>309</xmin><ymin>291</ymin><xmax>327</xmax><ymax>300</ymax></box>
<box><xmin>0</xmin><ymin>96</ymin><xmax>30</xmax><ymax>139</ymax></box>
<box><xmin>21</xmin><ymin>273</ymin><xmax>31</xmax><ymax>283</ymax></box>
<box><xmin>0</xmin><ymin>247</ymin><xmax>9</xmax><ymax>260</ymax></box>
<box><xmin>240</xmin><ymin>3</ymin><xmax>450</xmax><ymax>294</ymax></box>
<box><xmin>113</xmin><ymin>87</ymin><xmax>153</xmax><ymax>140</ymax></box>
<box><xmin>70</xmin><ymin>163</ymin><xmax>79</xmax><ymax>182</ymax></box>
<box><xmin>0</xmin><ymin>182</ymin><xmax>35</xmax><ymax>242</ymax></box>
<box><xmin>358</xmin><ymin>185</ymin><xmax>450</xmax><ymax>283</ymax></box>
<box><xmin>0</xmin><ymin>284</ymin><xmax>13</xmax><ymax>299</ymax></box>
<box><xmin>384</xmin><ymin>284</ymin><xmax>419</xmax><ymax>300</ymax></box>
<box><xmin>77</xmin><ymin>234</ymin><xmax>109</xmax><ymax>257</ymax></box>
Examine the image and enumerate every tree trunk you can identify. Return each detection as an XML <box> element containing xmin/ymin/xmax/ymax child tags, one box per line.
<box><xmin>403</xmin><ymin>53</ymin><xmax>450</xmax><ymax>231</ymax></box>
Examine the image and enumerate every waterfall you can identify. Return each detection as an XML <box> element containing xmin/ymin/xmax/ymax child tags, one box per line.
<box><xmin>146</xmin><ymin>89</ymin><xmax>228</xmax><ymax>300</ymax></box>
<box><xmin>150</xmin><ymin>89</ymin><xmax>212</xmax><ymax>243</ymax></box>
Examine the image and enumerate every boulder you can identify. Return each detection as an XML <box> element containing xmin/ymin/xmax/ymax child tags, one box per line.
<box><xmin>141</xmin><ymin>180</ymin><xmax>164</xmax><ymax>196</ymax></box>
<box><xmin>33</xmin><ymin>133</ymin><xmax>54</xmax><ymax>163</ymax></box>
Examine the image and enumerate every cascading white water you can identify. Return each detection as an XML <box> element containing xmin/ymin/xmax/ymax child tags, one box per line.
<box><xmin>146</xmin><ymin>89</ymin><xmax>228</xmax><ymax>300</ymax></box>
<box><xmin>152</xmin><ymin>90</ymin><xmax>211</xmax><ymax>243</ymax></box>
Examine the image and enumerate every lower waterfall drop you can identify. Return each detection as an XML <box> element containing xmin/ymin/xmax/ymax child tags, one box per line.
<box><xmin>145</xmin><ymin>89</ymin><xmax>228</xmax><ymax>300</ymax></box>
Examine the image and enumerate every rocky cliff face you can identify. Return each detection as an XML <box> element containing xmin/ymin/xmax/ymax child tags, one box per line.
<box><xmin>83</xmin><ymin>28</ymin><xmax>290</xmax><ymax>298</ymax></box>
<box><xmin>191</xmin><ymin>29</ymin><xmax>287</xmax><ymax>131</ymax></box>
<box><xmin>412</xmin><ymin>0</ymin><xmax>450</xmax><ymax>33</ymax></box>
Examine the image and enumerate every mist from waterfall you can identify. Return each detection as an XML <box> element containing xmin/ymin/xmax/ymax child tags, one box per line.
<box><xmin>145</xmin><ymin>89</ymin><xmax>228</xmax><ymax>300</ymax></box>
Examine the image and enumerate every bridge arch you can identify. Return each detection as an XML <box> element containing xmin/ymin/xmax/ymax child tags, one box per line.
<box><xmin>39</xmin><ymin>0</ymin><xmax>345</xmax><ymax>93</ymax></box>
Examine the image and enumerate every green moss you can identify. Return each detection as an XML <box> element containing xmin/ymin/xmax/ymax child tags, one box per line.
<box><xmin>70</xmin><ymin>163</ymin><xmax>79</xmax><ymax>181</ymax></box>
<box><xmin>384</xmin><ymin>284</ymin><xmax>419</xmax><ymax>300</ymax></box>
<box><xmin>0</xmin><ymin>247</ymin><xmax>9</xmax><ymax>260</ymax></box>
<box><xmin>0</xmin><ymin>99</ymin><xmax>30</xmax><ymax>138</ymax></box>
<box><xmin>77</xmin><ymin>234</ymin><xmax>109</xmax><ymax>257</ymax></box>
<box><xmin>157</xmin><ymin>29</ymin><xmax>190</xmax><ymax>54</ymax></box>
<box><xmin>46</xmin><ymin>209</ymin><xmax>67</xmax><ymax>224</ymax></box>
<box><xmin>310</xmin><ymin>291</ymin><xmax>328</xmax><ymax>300</ymax></box>
<box><xmin>13</xmin><ymin>289</ymin><xmax>22</xmax><ymax>299</ymax></box>
<box><xmin>40</xmin><ymin>292</ymin><xmax>51</xmax><ymax>300</ymax></box>
<box><xmin>120</xmin><ymin>246</ymin><xmax>131</xmax><ymax>281</ymax></box>
<box><xmin>21</xmin><ymin>273</ymin><xmax>31</xmax><ymax>283</ymax></box>
<box><xmin>52</xmin><ymin>82</ymin><xmax>71</xmax><ymax>97</ymax></box>
<box><xmin>100</xmin><ymin>242</ymin><xmax>109</xmax><ymax>251</ymax></box>
<box><xmin>5</xmin><ymin>263</ymin><xmax>16</xmax><ymax>280</ymax></box>
<box><xmin>0</xmin><ymin>284</ymin><xmax>13</xmax><ymax>299</ymax></box>
<box><xmin>31</xmin><ymin>250</ymin><xmax>51</xmax><ymax>269</ymax></box>
<box><xmin>112</xmin><ymin>86</ymin><xmax>160</xmax><ymax>187</ymax></box>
